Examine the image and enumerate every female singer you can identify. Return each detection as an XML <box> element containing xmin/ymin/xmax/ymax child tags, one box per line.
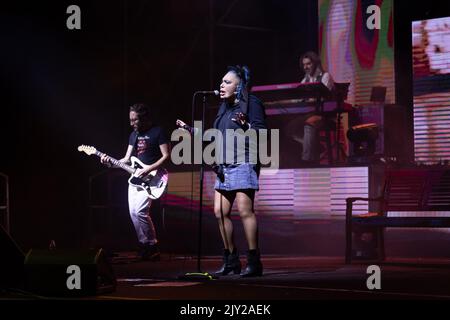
<box><xmin>176</xmin><ymin>65</ymin><xmax>267</xmax><ymax>277</ymax></box>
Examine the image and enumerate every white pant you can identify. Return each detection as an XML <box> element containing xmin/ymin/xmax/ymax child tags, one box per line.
<box><xmin>128</xmin><ymin>185</ymin><xmax>157</xmax><ymax>246</ymax></box>
<box><xmin>302</xmin><ymin>124</ymin><xmax>320</xmax><ymax>162</ymax></box>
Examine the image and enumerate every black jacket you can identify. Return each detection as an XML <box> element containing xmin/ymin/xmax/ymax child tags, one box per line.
<box><xmin>213</xmin><ymin>95</ymin><xmax>267</xmax><ymax>164</ymax></box>
<box><xmin>213</xmin><ymin>95</ymin><xmax>266</xmax><ymax>131</ymax></box>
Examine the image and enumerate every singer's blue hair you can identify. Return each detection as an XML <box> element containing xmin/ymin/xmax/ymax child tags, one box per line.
<box><xmin>227</xmin><ymin>65</ymin><xmax>251</xmax><ymax>101</ymax></box>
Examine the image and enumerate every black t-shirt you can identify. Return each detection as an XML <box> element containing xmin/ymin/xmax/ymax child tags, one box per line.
<box><xmin>128</xmin><ymin>126</ymin><xmax>169</xmax><ymax>165</ymax></box>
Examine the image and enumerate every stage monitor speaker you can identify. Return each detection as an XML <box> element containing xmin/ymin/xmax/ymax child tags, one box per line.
<box><xmin>24</xmin><ymin>248</ymin><xmax>116</xmax><ymax>297</ymax></box>
<box><xmin>0</xmin><ymin>225</ymin><xmax>25</xmax><ymax>289</ymax></box>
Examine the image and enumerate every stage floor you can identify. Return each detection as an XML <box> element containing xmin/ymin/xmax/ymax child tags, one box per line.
<box><xmin>75</xmin><ymin>255</ymin><xmax>450</xmax><ymax>300</ymax></box>
<box><xmin>2</xmin><ymin>254</ymin><xmax>450</xmax><ymax>301</ymax></box>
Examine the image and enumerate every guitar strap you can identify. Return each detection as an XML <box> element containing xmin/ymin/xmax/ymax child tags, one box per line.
<box><xmin>131</xmin><ymin>130</ymin><xmax>139</xmax><ymax>153</ymax></box>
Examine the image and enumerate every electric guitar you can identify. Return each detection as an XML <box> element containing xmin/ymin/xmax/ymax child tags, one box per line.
<box><xmin>78</xmin><ymin>145</ymin><xmax>168</xmax><ymax>200</ymax></box>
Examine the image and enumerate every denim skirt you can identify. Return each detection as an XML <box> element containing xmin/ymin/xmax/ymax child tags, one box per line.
<box><xmin>214</xmin><ymin>163</ymin><xmax>260</xmax><ymax>191</ymax></box>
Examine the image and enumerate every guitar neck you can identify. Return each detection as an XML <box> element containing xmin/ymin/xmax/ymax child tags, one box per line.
<box><xmin>95</xmin><ymin>151</ymin><xmax>135</xmax><ymax>174</ymax></box>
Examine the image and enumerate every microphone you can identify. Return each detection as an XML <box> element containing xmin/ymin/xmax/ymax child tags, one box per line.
<box><xmin>181</xmin><ymin>124</ymin><xmax>193</xmax><ymax>133</ymax></box>
<box><xmin>197</xmin><ymin>90</ymin><xmax>219</xmax><ymax>96</ymax></box>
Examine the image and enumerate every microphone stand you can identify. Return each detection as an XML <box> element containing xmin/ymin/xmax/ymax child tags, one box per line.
<box><xmin>179</xmin><ymin>92</ymin><xmax>217</xmax><ymax>281</ymax></box>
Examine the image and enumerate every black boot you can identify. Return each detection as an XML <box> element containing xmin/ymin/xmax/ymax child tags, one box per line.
<box><xmin>139</xmin><ymin>243</ymin><xmax>161</xmax><ymax>261</ymax></box>
<box><xmin>214</xmin><ymin>249</ymin><xmax>241</xmax><ymax>276</ymax></box>
<box><xmin>240</xmin><ymin>249</ymin><xmax>263</xmax><ymax>277</ymax></box>
<box><xmin>213</xmin><ymin>249</ymin><xmax>229</xmax><ymax>276</ymax></box>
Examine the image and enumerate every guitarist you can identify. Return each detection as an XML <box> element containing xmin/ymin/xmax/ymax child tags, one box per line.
<box><xmin>100</xmin><ymin>103</ymin><xmax>170</xmax><ymax>261</ymax></box>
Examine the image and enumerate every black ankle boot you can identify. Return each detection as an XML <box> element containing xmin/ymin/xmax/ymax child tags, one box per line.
<box><xmin>240</xmin><ymin>249</ymin><xmax>263</xmax><ymax>277</ymax></box>
<box><xmin>214</xmin><ymin>249</ymin><xmax>241</xmax><ymax>276</ymax></box>
<box><xmin>213</xmin><ymin>249</ymin><xmax>229</xmax><ymax>276</ymax></box>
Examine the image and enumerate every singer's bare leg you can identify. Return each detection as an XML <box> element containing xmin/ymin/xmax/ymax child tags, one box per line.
<box><xmin>214</xmin><ymin>190</ymin><xmax>236</xmax><ymax>252</ymax></box>
<box><xmin>236</xmin><ymin>190</ymin><xmax>258</xmax><ymax>250</ymax></box>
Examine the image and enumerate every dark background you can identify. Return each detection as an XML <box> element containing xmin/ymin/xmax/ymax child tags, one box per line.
<box><xmin>0</xmin><ymin>0</ymin><xmax>448</xmax><ymax>252</ymax></box>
